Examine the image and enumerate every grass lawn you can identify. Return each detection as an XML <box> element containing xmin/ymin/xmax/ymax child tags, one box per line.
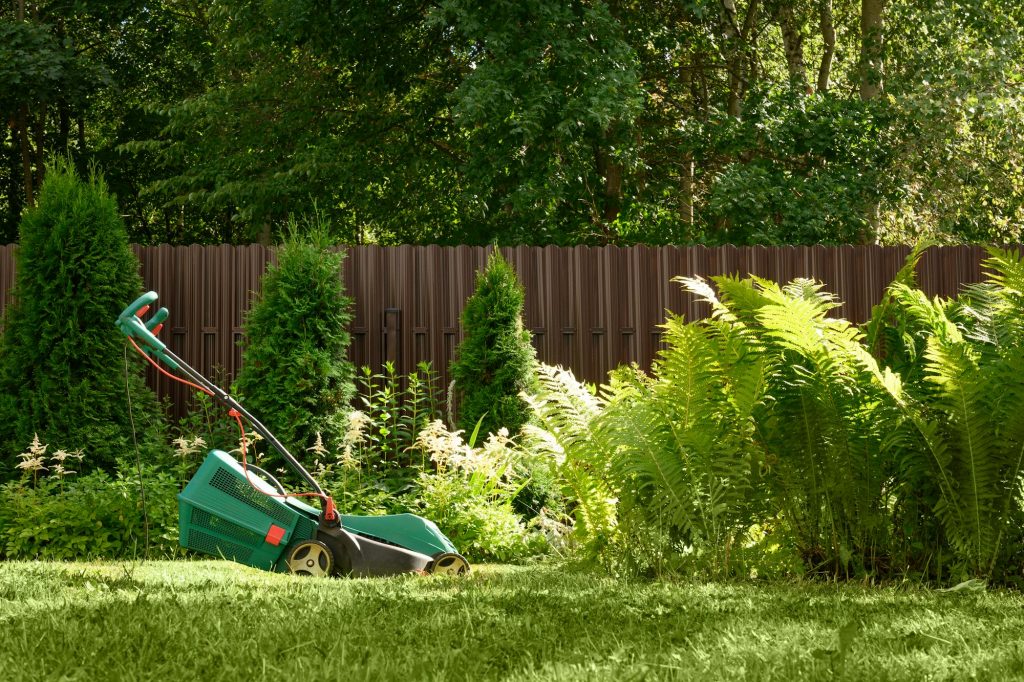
<box><xmin>2</xmin><ymin>561</ymin><xmax>1023</xmax><ymax>681</ymax></box>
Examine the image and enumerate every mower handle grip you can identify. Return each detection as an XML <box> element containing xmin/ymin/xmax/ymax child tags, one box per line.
<box><xmin>116</xmin><ymin>291</ymin><xmax>178</xmax><ymax>369</ymax></box>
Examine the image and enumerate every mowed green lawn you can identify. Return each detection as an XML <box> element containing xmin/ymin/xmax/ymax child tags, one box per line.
<box><xmin>2</xmin><ymin>561</ymin><xmax>1023</xmax><ymax>681</ymax></box>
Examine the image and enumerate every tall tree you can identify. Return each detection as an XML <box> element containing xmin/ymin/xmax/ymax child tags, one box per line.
<box><xmin>860</xmin><ymin>0</ymin><xmax>887</xmax><ymax>101</ymax></box>
<box><xmin>0</xmin><ymin>1</ymin><xmax>216</xmax><ymax>244</ymax></box>
<box><xmin>0</xmin><ymin>160</ymin><xmax>166</xmax><ymax>476</ymax></box>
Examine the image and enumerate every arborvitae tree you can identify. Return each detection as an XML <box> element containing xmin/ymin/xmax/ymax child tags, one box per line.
<box><xmin>451</xmin><ymin>250</ymin><xmax>537</xmax><ymax>437</ymax></box>
<box><xmin>234</xmin><ymin>225</ymin><xmax>354</xmax><ymax>464</ymax></box>
<box><xmin>0</xmin><ymin>161</ymin><xmax>166</xmax><ymax>478</ymax></box>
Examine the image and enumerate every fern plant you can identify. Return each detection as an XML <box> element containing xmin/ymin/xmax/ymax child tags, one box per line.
<box><xmin>597</xmin><ymin>316</ymin><xmax>761</xmax><ymax>577</ymax></box>
<box><xmin>875</xmin><ymin>248</ymin><xmax>1024</xmax><ymax>579</ymax></box>
<box><xmin>520</xmin><ymin>365</ymin><xmax>618</xmax><ymax>563</ymax></box>
<box><xmin>684</xmin><ymin>275</ymin><xmax>897</xmax><ymax>577</ymax></box>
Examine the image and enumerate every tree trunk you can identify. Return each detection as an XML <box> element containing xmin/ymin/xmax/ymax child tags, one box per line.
<box><xmin>775</xmin><ymin>2</ymin><xmax>808</xmax><ymax>91</ymax></box>
<box><xmin>603</xmin><ymin>161</ymin><xmax>622</xmax><ymax>225</ymax></box>
<box><xmin>858</xmin><ymin>0</ymin><xmax>887</xmax><ymax>243</ymax></box>
<box><xmin>33</xmin><ymin>106</ymin><xmax>45</xmax><ymax>189</ymax></box>
<box><xmin>721</xmin><ymin>0</ymin><xmax>743</xmax><ymax>117</ymax></box>
<box><xmin>817</xmin><ymin>0</ymin><xmax>836</xmax><ymax>93</ymax></box>
<box><xmin>594</xmin><ymin>141</ymin><xmax>623</xmax><ymax>229</ymax></box>
<box><xmin>16</xmin><ymin>105</ymin><xmax>33</xmax><ymax>207</ymax></box>
<box><xmin>860</xmin><ymin>0</ymin><xmax>886</xmax><ymax>101</ymax></box>
<box><xmin>721</xmin><ymin>0</ymin><xmax>761</xmax><ymax>116</ymax></box>
<box><xmin>681</xmin><ymin>154</ymin><xmax>695</xmax><ymax>228</ymax></box>
<box><xmin>77</xmin><ymin>116</ymin><xmax>86</xmax><ymax>152</ymax></box>
<box><xmin>58</xmin><ymin>101</ymin><xmax>70</xmax><ymax>151</ymax></box>
<box><xmin>739</xmin><ymin>0</ymin><xmax>761</xmax><ymax>101</ymax></box>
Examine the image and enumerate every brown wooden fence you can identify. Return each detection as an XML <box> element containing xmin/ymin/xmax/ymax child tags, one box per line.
<box><xmin>0</xmin><ymin>244</ymin><xmax>993</xmax><ymax>419</ymax></box>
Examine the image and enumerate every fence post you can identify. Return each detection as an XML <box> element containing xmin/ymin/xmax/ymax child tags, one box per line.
<box><xmin>383</xmin><ymin>307</ymin><xmax>401</xmax><ymax>367</ymax></box>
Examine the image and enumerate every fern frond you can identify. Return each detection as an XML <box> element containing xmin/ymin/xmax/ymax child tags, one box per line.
<box><xmin>522</xmin><ymin>364</ymin><xmax>618</xmax><ymax>552</ymax></box>
<box><xmin>922</xmin><ymin>336</ymin><xmax>1000</xmax><ymax>573</ymax></box>
<box><xmin>983</xmin><ymin>247</ymin><xmax>1024</xmax><ymax>296</ymax></box>
<box><xmin>865</xmin><ymin>241</ymin><xmax>932</xmax><ymax>358</ymax></box>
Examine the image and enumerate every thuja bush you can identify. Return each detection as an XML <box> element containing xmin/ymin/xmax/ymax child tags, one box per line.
<box><xmin>234</xmin><ymin>222</ymin><xmax>354</xmax><ymax>467</ymax></box>
<box><xmin>0</xmin><ymin>161</ymin><xmax>166</xmax><ymax>478</ymax></box>
<box><xmin>450</xmin><ymin>250</ymin><xmax>537</xmax><ymax>438</ymax></box>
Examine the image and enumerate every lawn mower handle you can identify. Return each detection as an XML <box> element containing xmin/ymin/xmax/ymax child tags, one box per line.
<box><xmin>116</xmin><ymin>292</ymin><xmax>177</xmax><ymax>368</ymax></box>
<box><xmin>116</xmin><ymin>292</ymin><xmax>330</xmax><ymax>504</ymax></box>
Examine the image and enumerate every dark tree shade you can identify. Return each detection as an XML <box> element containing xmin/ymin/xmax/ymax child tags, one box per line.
<box><xmin>0</xmin><ymin>160</ymin><xmax>166</xmax><ymax>478</ymax></box>
<box><xmin>450</xmin><ymin>250</ymin><xmax>537</xmax><ymax>438</ymax></box>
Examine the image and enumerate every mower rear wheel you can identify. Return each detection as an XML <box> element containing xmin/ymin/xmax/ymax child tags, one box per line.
<box><xmin>287</xmin><ymin>540</ymin><xmax>334</xmax><ymax>577</ymax></box>
<box><xmin>429</xmin><ymin>552</ymin><xmax>470</xmax><ymax>576</ymax></box>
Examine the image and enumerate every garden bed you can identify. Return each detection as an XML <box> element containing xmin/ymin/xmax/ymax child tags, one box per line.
<box><xmin>2</xmin><ymin>561</ymin><xmax>1022</xmax><ymax>681</ymax></box>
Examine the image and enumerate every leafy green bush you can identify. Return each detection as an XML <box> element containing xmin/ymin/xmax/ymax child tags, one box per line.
<box><xmin>525</xmin><ymin>276</ymin><xmax>902</xmax><ymax>580</ymax></box>
<box><xmin>521</xmin><ymin>365</ymin><xmax>618</xmax><ymax>564</ymax></box>
<box><xmin>410</xmin><ymin>420</ymin><xmax>547</xmax><ymax>562</ymax></box>
<box><xmin>0</xmin><ymin>458</ymin><xmax>180</xmax><ymax>560</ymax></box>
<box><xmin>234</xmin><ymin>224</ymin><xmax>354</xmax><ymax>467</ymax></box>
<box><xmin>0</xmin><ymin>160</ymin><xmax>166</xmax><ymax>478</ymax></box>
<box><xmin>450</xmin><ymin>250</ymin><xmax>537</xmax><ymax>438</ymax></box>
<box><xmin>525</xmin><ymin>248</ymin><xmax>1024</xmax><ymax>584</ymax></box>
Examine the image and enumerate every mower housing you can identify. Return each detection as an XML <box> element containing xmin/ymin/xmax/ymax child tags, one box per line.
<box><xmin>179</xmin><ymin>450</ymin><xmax>459</xmax><ymax>576</ymax></box>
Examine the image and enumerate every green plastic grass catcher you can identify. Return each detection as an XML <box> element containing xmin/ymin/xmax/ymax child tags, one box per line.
<box><xmin>118</xmin><ymin>291</ymin><xmax>469</xmax><ymax>578</ymax></box>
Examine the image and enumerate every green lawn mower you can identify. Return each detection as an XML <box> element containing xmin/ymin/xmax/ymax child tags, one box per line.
<box><xmin>116</xmin><ymin>291</ymin><xmax>470</xmax><ymax>578</ymax></box>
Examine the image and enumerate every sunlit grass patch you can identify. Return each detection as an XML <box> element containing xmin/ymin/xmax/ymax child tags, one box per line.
<box><xmin>2</xmin><ymin>561</ymin><xmax>1023</xmax><ymax>681</ymax></box>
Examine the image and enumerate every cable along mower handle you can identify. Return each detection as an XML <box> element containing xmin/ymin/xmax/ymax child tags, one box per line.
<box><xmin>114</xmin><ymin>291</ymin><xmax>333</xmax><ymax>508</ymax></box>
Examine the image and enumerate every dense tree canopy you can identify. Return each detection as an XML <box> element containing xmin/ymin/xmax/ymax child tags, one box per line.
<box><xmin>2</xmin><ymin>0</ymin><xmax>1023</xmax><ymax>245</ymax></box>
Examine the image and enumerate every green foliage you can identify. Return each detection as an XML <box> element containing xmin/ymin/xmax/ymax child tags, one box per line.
<box><xmin>521</xmin><ymin>365</ymin><xmax>618</xmax><ymax>564</ymax></box>
<box><xmin>414</xmin><ymin>473</ymin><xmax>546</xmax><ymax>563</ymax></box>
<box><xmin>451</xmin><ymin>251</ymin><xmax>537</xmax><ymax>438</ymax></box>
<box><xmin>527</xmin><ymin>271</ymin><xmax>902</xmax><ymax>579</ymax></box>
<box><xmin>408</xmin><ymin>420</ymin><xmax>548</xmax><ymax>562</ymax></box>
<box><xmin>598</xmin><ymin>308</ymin><xmax>764</xmax><ymax>576</ymax></box>
<box><xmin>0</xmin><ymin>461</ymin><xmax>180</xmax><ymax>560</ymax></box>
<box><xmin>0</xmin><ymin>3</ymin><xmax>217</xmax><ymax>243</ymax></box>
<box><xmin>700</xmin><ymin>275</ymin><xmax>897</xmax><ymax>576</ymax></box>
<box><xmin>439</xmin><ymin>0</ymin><xmax>643</xmax><ymax>243</ymax></box>
<box><xmin>0</xmin><ymin>19</ymin><xmax>102</xmax><ymax>115</ymax></box>
<box><xmin>233</xmin><ymin>223</ymin><xmax>355</xmax><ymax>467</ymax></box>
<box><xmin>0</xmin><ymin>161</ymin><xmax>167</xmax><ymax>477</ymax></box>
<box><xmin>522</xmin><ymin>246</ymin><xmax>1024</xmax><ymax>583</ymax></box>
<box><xmin>872</xmin><ymin>247</ymin><xmax>1024</xmax><ymax>580</ymax></box>
<box><xmin>355</xmin><ymin>361</ymin><xmax>444</xmax><ymax>470</ymax></box>
<box><xmin>700</xmin><ymin>93</ymin><xmax>896</xmax><ymax>244</ymax></box>
<box><xmin>6</xmin><ymin>0</ymin><xmax>1024</xmax><ymax>245</ymax></box>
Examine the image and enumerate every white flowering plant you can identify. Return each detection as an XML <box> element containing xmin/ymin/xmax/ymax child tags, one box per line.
<box><xmin>408</xmin><ymin>419</ymin><xmax>549</xmax><ymax>562</ymax></box>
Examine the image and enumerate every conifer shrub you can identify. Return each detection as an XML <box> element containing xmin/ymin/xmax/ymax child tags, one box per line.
<box><xmin>0</xmin><ymin>161</ymin><xmax>166</xmax><ymax>478</ymax></box>
<box><xmin>450</xmin><ymin>250</ymin><xmax>537</xmax><ymax>437</ymax></box>
<box><xmin>234</xmin><ymin>224</ymin><xmax>355</xmax><ymax>465</ymax></box>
